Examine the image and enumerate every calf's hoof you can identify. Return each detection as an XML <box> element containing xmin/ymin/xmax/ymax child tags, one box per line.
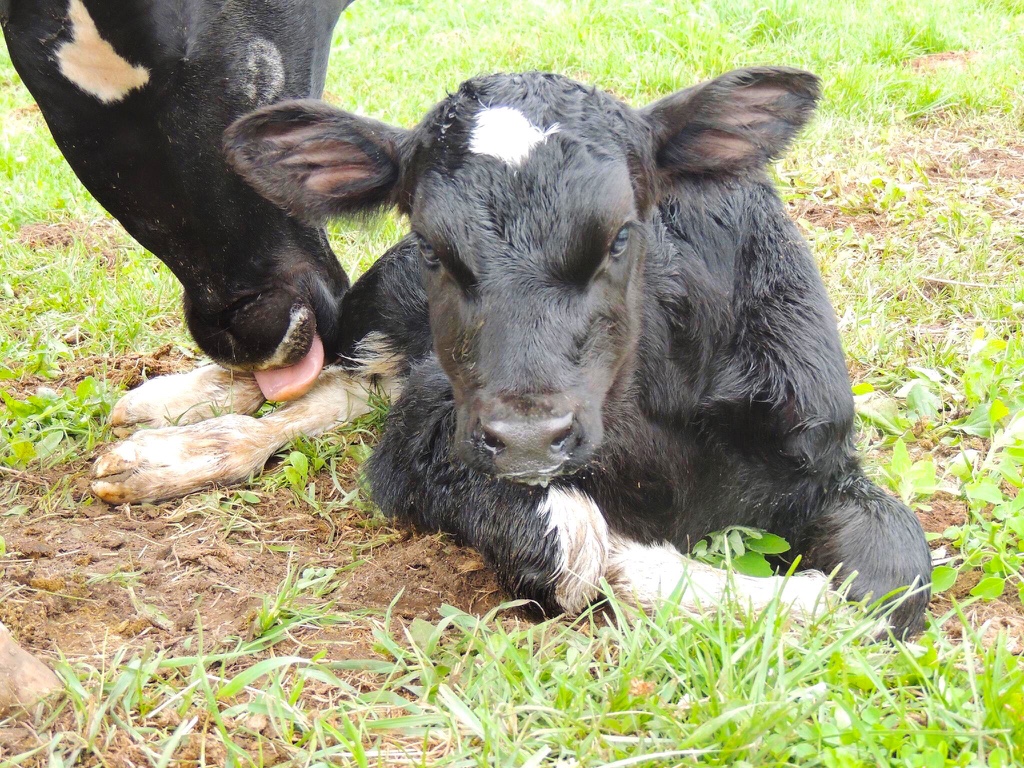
<box><xmin>110</xmin><ymin>365</ymin><xmax>265</xmax><ymax>433</ymax></box>
<box><xmin>0</xmin><ymin>624</ymin><xmax>61</xmax><ymax>714</ymax></box>
<box><xmin>92</xmin><ymin>415</ymin><xmax>274</xmax><ymax>503</ymax></box>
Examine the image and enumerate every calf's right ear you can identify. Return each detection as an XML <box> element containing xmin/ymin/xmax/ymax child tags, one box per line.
<box><xmin>642</xmin><ymin>67</ymin><xmax>820</xmax><ymax>179</ymax></box>
<box><xmin>224</xmin><ymin>100</ymin><xmax>410</xmax><ymax>223</ymax></box>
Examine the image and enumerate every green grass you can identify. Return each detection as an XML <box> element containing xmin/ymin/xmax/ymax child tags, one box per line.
<box><xmin>2</xmin><ymin>0</ymin><xmax>1024</xmax><ymax>765</ymax></box>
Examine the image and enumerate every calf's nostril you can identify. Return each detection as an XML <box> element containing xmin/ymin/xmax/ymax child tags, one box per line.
<box><xmin>481</xmin><ymin>424</ymin><xmax>506</xmax><ymax>454</ymax></box>
<box><xmin>549</xmin><ymin>419</ymin><xmax>575</xmax><ymax>454</ymax></box>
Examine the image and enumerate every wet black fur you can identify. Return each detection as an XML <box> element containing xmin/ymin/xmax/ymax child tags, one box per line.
<box><xmin>232</xmin><ymin>68</ymin><xmax>932</xmax><ymax>637</ymax></box>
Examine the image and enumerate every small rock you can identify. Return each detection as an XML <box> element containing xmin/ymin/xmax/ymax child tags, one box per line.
<box><xmin>0</xmin><ymin>622</ymin><xmax>61</xmax><ymax>714</ymax></box>
<box><xmin>62</xmin><ymin>327</ymin><xmax>86</xmax><ymax>346</ymax></box>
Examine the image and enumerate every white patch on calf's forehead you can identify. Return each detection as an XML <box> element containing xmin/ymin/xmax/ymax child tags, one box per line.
<box><xmin>57</xmin><ymin>0</ymin><xmax>150</xmax><ymax>104</ymax></box>
<box><xmin>539</xmin><ymin>487</ymin><xmax>608</xmax><ymax>614</ymax></box>
<box><xmin>239</xmin><ymin>37</ymin><xmax>286</xmax><ymax>105</ymax></box>
<box><xmin>469</xmin><ymin>107</ymin><xmax>560</xmax><ymax>167</ymax></box>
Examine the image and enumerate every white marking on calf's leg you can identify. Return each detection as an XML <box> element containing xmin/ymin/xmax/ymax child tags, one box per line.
<box><xmin>110</xmin><ymin>365</ymin><xmax>266</xmax><ymax>432</ymax></box>
<box><xmin>606</xmin><ymin>535</ymin><xmax>832</xmax><ymax>619</ymax></box>
<box><xmin>93</xmin><ymin>369</ymin><xmax>401</xmax><ymax>504</ymax></box>
<box><xmin>57</xmin><ymin>0</ymin><xmax>150</xmax><ymax>104</ymax></box>
<box><xmin>535</xmin><ymin>488</ymin><xmax>832</xmax><ymax>620</ymax></box>
<box><xmin>469</xmin><ymin>107</ymin><xmax>560</xmax><ymax>167</ymax></box>
<box><xmin>539</xmin><ymin>488</ymin><xmax>608</xmax><ymax>614</ymax></box>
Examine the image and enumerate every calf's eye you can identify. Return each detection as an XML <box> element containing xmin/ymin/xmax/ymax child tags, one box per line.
<box><xmin>609</xmin><ymin>225</ymin><xmax>631</xmax><ymax>259</ymax></box>
<box><xmin>417</xmin><ymin>235</ymin><xmax>441</xmax><ymax>269</ymax></box>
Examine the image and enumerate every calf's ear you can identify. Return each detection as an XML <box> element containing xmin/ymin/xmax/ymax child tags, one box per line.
<box><xmin>224</xmin><ymin>99</ymin><xmax>409</xmax><ymax>222</ymax></box>
<box><xmin>642</xmin><ymin>67</ymin><xmax>820</xmax><ymax>178</ymax></box>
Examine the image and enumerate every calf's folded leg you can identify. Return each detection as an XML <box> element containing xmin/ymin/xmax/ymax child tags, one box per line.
<box><xmin>92</xmin><ymin>369</ymin><xmax>392</xmax><ymax>503</ymax></box>
<box><xmin>110</xmin><ymin>365</ymin><xmax>266</xmax><ymax>431</ymax></box>
<box><xmin>369</xmin><ymin>362</ymin><xmax>833</xmax><ymax>619</ymax></box>
<box><xmin>797</xmin><ymin>475</ymin><xmax>932</xmax><ymax>638</ymax></box>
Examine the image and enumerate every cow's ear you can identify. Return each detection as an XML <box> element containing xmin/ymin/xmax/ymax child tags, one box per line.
<box><xmin>224</xmin><ymin>99</ymin><xmax>410</xmax><ymax>222</ymax></box>
<box><xmin>641</xmin><ymin>67</ymin><xmax>820</xmax><ymax>178</ymax></box>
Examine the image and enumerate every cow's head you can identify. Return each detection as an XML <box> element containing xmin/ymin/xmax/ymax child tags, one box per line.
<box><xmin>2</xmin><ymin>0</ymin><xmax>353</xmax><ymax>400</ymax></box>
<box><xmin>227</xmin><ymin>67</ymin><xmax>819</xmax><ymax>481</ymax></box>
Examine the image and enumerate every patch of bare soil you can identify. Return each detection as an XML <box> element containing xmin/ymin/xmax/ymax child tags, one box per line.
<box><xmin>886</xmin><ymin>127</ymin><xmax>1024</xmax><ymax>184</ymax></box>
<box><xmin>930</xmin><ymin>572</ymin><xmax>1024</xmax><ymax>655</ymax></box>
<box><xmin>788</xmin><ymin>197</ymin><xmax>885</xmax><ymax>238</ymax></box>
<box><xmin>16</xmin><ymin>219</ymin><xmax>135</xmax><ymax>270</ymax></box>
<box><xmin>339</xmin><ymin>532</ymin><xmax>502</xmax><ymax>620</ymax></box>
<box><xmin>0</xmin><ymin>467</ymin><xmax>503</xmax><ymax>677</ymax></box>
<box><xmin>916</xmin><ymin>494</ymin><xmax>968</xmax><ymax>536</ymax></box>
<box><xmin>906</xmin><ymin>51</ymin><xmax>980</xmax><ymax>72</ymax></box>
<box><xmin>1</xmin><ymin>344</ymin><xmax>195</xmax><ymax>403</ymax></box>
<box><xmin>916</xmin><ymin>499</ymin><xmax>1024</xmax><ymax>653</ymax></box>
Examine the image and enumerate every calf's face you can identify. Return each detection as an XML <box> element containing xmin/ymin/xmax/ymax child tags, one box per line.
<box><xmin>226</xmin><ymin>68</ymin><xmax>819</xmax><ymax>483</ymax></box>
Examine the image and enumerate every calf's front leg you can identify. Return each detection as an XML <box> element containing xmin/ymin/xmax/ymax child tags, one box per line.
<box><xmin>797</xmin><ymin>475</ymin><xmax>932</xmax><ymax>639</ymax></box>
<box><xmin>369</xmin><ymin>366</ymin><xmax>833</xmax><ymax>619</ymax></box>
<box><xmin>109</xmin><ymin>364</ymin><xmax>266</xmax><ymax>432</ymax></box>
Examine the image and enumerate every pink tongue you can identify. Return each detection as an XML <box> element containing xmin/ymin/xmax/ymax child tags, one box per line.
<box><xmin>253</xmin><ymin>334</ymin><xmax>325</xmax><ymax>401</ymax></box>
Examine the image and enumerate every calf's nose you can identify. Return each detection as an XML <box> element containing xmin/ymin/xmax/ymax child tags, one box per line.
<box><xmin>477</xmin><ymin>412</ymin><xmax>581</xmax><ymax>478</ymax></box>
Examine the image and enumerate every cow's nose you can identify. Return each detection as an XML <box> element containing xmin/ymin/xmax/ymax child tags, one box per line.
<box><xmin>477</xmin><ymin>412</ymin><xmax>581</xmax><ymax>478</ymax></box>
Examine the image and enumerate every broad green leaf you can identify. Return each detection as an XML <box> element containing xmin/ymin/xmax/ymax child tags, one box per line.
<box><xmin>906</xmin><ymin>383</ymin><xmax>941</xmax><ymax>421</ymax></box>
<box><xmin>988</xmin><ymin>399</ymin><xmax>1009</xmax><ymax>425</ymax></box>
<box><xmin>856</xmin><ymin>395</ymin><xmax>909</xmax><ymax>435</ymax></box>
<box><xmin>890</xmin><ymin>439</ymin><xmax>912</xmax><ymax>478</ymax></box>
<box><xmin>746</xmin><ymin>532</ymin><xmax>791</xmax><ymax>555</ymax></box>
<box><xmin>930</xmin><ymin>566</ymin><xmax>957</xmax><ymax>594</ymax></box>
<box><xmin>969</xmin><ymin>577</ymin><xmax>1005</xmax><ymax>600</ymax></box>
<box><xmin>732</xmin><ymin>552</ymin><xmax>774</xmax><ymax>577</ymax></box>
<box><xmin>953</xmin><ymin>406</ymin><xmax>992</xmax><ymax>438</ymax></box>
<box><xmin>965</xmin><ymin>481</ymin><xmax>1004</xmax><ymax>506</ymax></box>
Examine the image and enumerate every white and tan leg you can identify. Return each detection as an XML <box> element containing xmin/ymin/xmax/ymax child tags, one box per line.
<box><xmin>110</xmin><ymin>364</ymin><xmax>266</xmax><ymax>432</ymax></box>
<box><xmin>92</xmin><ymin>369</ymin><xmax>398</xmax><ymax>503</ymax></box>
<box><xmin>538</xmin><ymin>487</ymin><xmax>833</xmax><ymax>620</ymax></box>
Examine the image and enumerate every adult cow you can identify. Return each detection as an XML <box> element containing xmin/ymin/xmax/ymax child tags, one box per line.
<box><xmin>95</xmin><ymin>67</ymin><xmax>932</xmax><ymax>638</ymax></box>
<box><xmin>1</xmin><ymin>0</ymin><xmax>350</xmax><ymax>711</ymax></box>
<box><xmin>1</xmin><ymin>0</ymin><xmax>351</xmax><ymax>401</ymax></box>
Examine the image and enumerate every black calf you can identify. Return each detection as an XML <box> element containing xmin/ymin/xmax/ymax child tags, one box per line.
<box><xmin>226</xmin><ymin>67</ymin><xmax>932</xmax><ymax>636</ymax></box>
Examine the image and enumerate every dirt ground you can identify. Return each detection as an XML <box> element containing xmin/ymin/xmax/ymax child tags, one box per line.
<box><xmin>1</xmin><ymin>352</ymin><xmax>1022</xmax><ymax>691</ymax></box>
<box><xmin>1</xmin><ymin>451</ymin><xmax>504</xmax><ymax>674</ymax></box>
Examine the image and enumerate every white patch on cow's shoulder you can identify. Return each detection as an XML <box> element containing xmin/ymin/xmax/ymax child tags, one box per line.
<box><xmin>539</xmin><ymin>487</ymin><xmax>608</xmax><ymax>614</ymax></box>
<box><xmin>469</xmin><ymin>107</ymin><xmax>560</xmax><ymax>167</ymax></box>
<box><xmin>57</xmin><ymin>0</ymin><xmax>150</xmax><ymax>104</ymax></box>
<box><xmin>239</xmin><ymin>37</ymin><xmax>285</xmax><ymax>105</ymax></box>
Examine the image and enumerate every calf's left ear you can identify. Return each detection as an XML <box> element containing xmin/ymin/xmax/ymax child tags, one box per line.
<box><xmin>224</xmin><ymin>99</ymin><xmax>410</xmax><ymax>222</ymax></box>
<box><xmin>642</xmin><ymin>67</ymin><xmax>820</xmax><ymax>178</ymax></box>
